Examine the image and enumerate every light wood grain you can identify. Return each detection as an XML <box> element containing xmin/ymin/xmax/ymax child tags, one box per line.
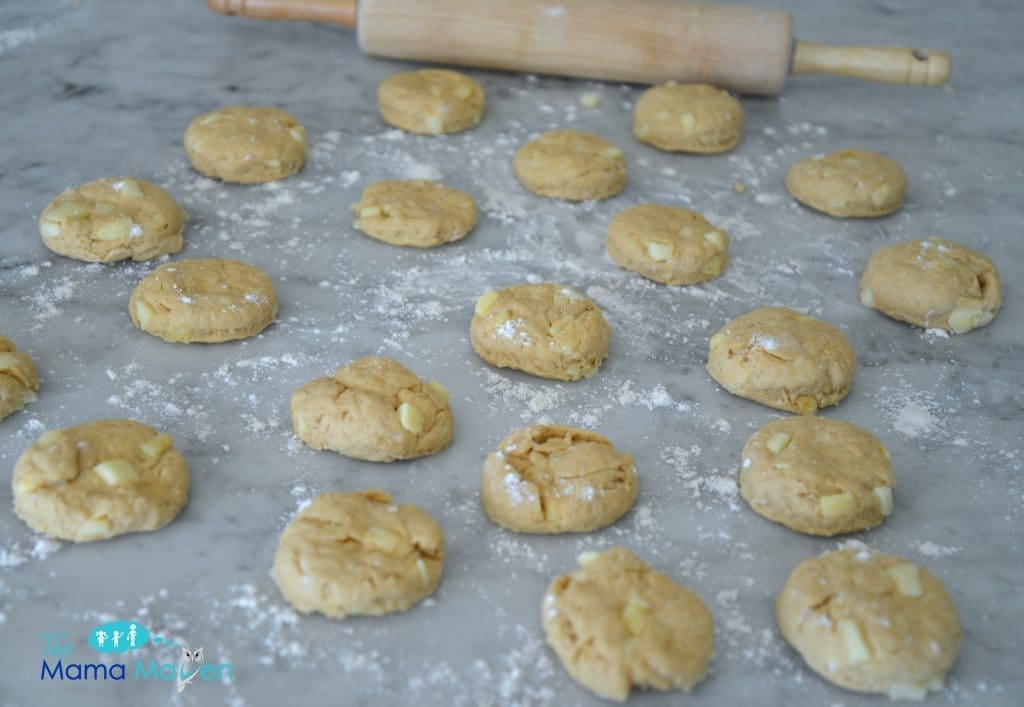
<box><xmin>357</xmin><ymin>0</ymin><xmax>793</xmax><ymax>95</ymax></box>
<box><xmin>207</xmin><ymin>0</ymin><xmax>357</xmax><ymax>29</ymax></box>
<box><xmin>792</xmin><ymin>40</ymin><xmax>952</xmax><ymax>86</ymax></box>
<box><xmin>205</xmin><ymin>0</ymin><xmax>952</xmax><ymax>94</ymax></box>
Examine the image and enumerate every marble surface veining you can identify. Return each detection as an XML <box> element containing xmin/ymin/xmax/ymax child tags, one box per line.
<box><xmin>1</xmin><ymin>1</ymin><xmax>1022</xmax><ymax>705</ymax></box>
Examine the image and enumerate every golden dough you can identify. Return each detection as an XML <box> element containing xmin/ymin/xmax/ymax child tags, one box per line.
<box><xmin>606</xmin><ymin>203</ymin><xmax>729</xmax><ymax>285</ymax></box>
<box><xmin>481</xmin><ymin>425</ymin><xmax>637</xmax><ymax>533</ymax></box>
<box><xmin>513</xmin><ymin>130</ymin><xmax>627</xmax><ymax>201</ymax></box>
<box><xmin>272</xmin><ymin>490</ymin><xmax>444</xmax><ymax>618</ymax></box>
<box><xmin>291</xmin><ymin>356</ymin><xmax>454</xmax><ymax>462</ymax></box>
<box><xmin>633</xmin><ymin>82</ymin><xmax>743</xmax><ymax>153</ymax></box>
<box><xmin>471</xmin><ymin>283</ymin><xmax>611</xmax><ymax>381</ymax></box>
<box><xmin>739</xmin><ymin>417</ymin><xmax>894</xmax><ymax>536</ymax></box>
<box><xmin>777</xmin><ymin>549</ymin><xmax>960</xmax><ymax>699</ymax></box>
<box><xmin>543</xmin><ymin>547</ymin><xmax>714</xmax><ymax>701</ymax></box>
<box><xmin>377</xmin><ymin>69</ymin><xmax>485</xmax><ymax>135</ymax></box>
<box><xmin>707</xmin><ymin>307</ymin><xmax>856</xmax><ymax>414</ymax></box>
<box><xmin>860</xmin><ymin>239</ymin><xmax>1001</xmax><ymax>333</ymax></box>
<box><xmin>129</xmin><ymin>258</ymin><xmax>277</xmax><ymax>344</ymax></box>
<box><xmin>184</xmin><ymin>105</ymin><xmax>306</xmax><ymax>184</ymax></box>
<box><xmin>38</xmin><ymin>177</ymin><xmax>186</xmax><ymax>263</ymax></box>
<box><xmin>786</xmin><ymin>149</ymin><xmax>906</xmax><ymax>217</ymax></box>
<box><xmin>0</xmin><ymin>335</ymin><xmax>39</xmax><ymax>421</ymax></box>
<box><xmin>352</xmin><ymin>179</ymin><xmax>477</xmax><ymax>247</ymax></box>
<box><xmin>12</xmin><ymin>419</ymin><xmax>189</xmax><ymax>542</ymax></box>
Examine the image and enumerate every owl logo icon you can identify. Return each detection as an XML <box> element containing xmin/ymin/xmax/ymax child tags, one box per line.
<box><xmin>177</xmin><ymin>646</ymin><xmax>204</xmax><ymax>693</ymax></box>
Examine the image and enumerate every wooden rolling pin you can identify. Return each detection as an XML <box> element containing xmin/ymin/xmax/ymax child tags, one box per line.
<box><xmin>207</xmin><ymin>0</ymin><xmax>951</xmax><ymax>95</ymax></box>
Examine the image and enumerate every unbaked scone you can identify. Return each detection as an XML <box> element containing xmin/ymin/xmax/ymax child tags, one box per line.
<box><xmin>543</xmin><ymin>547</ymin><xmax>714</xmax><ymax>702</ymax></box>
<box><xmin>0</xmin><ymin>336</ymin><xmax>39</xmax><ymax>421</ymax></box>
<box><xmin>633</xmin><ymin>82</ymin><xmax>743</xmax><ymax>153</ymax></box>
<box><xmin>184</xmin><ymin>105</ymin><xmax>306</xmax><ymax>184</ymax></box>
<box><xmin>482</xmin><ymin>425</ymin><xmax>637</xmax><ymax>533</ymax></box>
<box><xmin>739</xmin><ymin>417</ymin><xmax>894</xmax><ymax>536</ymax></box>
<box><xmin>707</xmin><ymin>307</ymin><xmax>856</xmax><ymax>414</ymax></box>
<box><xmin>272</xmin><ymin>490</ymin><xmax>444</xmax><ymax>618</ymax></box>
<box><xmin>776</xmin><ymin>549</ymin><xmax>960</xmax><ymax>699</ymax></box>
<box><xmin>12</xmin><ymin>419</ymin><xmax>189</xmax><ymax>542</ymax></box>
<box><xmin>786</xmin><ymin>149</ymin><xmax>906</xmax><ymax>217</ymax></box>
<box><xmin>860</xmin><ymin>239</ymin><xmax>1001</xmax><ymax>334</ymax></box>
<box><xmin>606</xmin><ymin>203</ymin><xmax>729</xmax><ymax>285</ymax></box>
<box><xmin>38</xmin><ymin>177</ymin><xmax>186</xmax><ymax>263</ymax></box>
<box><xmin>352</xmin><ymin>179</ymin><xmax>477</xmax><ymax>247</ymax></box>
<box><xmin>129</xmin><ymin>258</ymin><xmax>277</xmax><ymax>343</ymax></box>
<box><xmin>378</xmin><ymin>68</ymin><xmax>485</xmax><ymax>135</ymax></box>
<box><xmin>513</xmin><ymin>130</ymin><xmax>627</xmax><ymax>201</ymax></box>
<box><xmin>471</xmin><ymin>283</ymin><xmax>611</xmax><ymax>381</ymax></box>
<box><xmin>291</xmin><ymin>356</ymin><xmax>453</xmax><ymax>462</ymax></box>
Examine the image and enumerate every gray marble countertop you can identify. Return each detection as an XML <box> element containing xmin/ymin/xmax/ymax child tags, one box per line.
<box><xmin>1</xmin><ymin>1</ymin><xmax>1022</xmax><ymax>705</ymax></box>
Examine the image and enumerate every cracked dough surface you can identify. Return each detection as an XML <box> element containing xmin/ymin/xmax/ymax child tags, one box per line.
<box><xmin>38</xmin><ymin>177</ymin><xmax>186</xmax><ymax>263</ymax></box>
<box><xmin>377</xmin><ymin>68</ymin><xmax>485</xmax><ymax>135</ymax></box>
<box><xmin>542</xmin><ymin>547</ymin><xmax>714</xmax><ymax>702</ymax></box>
<box><xmin>707</xmin><ymin>306</ymin><xmax>856</xmax><ymax>414</ymax></box>
<box><xmin>0</xmin><ymin>335</ymin><xmax>39</xmax><ymax>422</ymax></box>
<box><xmin>633</xmin><ymin>82</ymin><xmax>743</xmax><ymax>154</ymax></box>
<box><xmin>739</xmin><ymin>417</ymin><xmax>894</xmax><ymax>536</ymax></box>
<box><xmin>860</xmin><ymin>238</ymin><xmax>1001</xmax><ymax>333</ymax></box>
<box><xmin>271</xmin><ymin>490</ymin><xmax>444</xmax><ymax>618</ymax></box>
<box><xmin>184</xmin><ymin>105</ymin><xmax>306</xmax><ymax>184</ymax></box>
<box><xmin>470</xmin><ymin>283</ymin><xmax>611</xmax><ymax>381</ymax></box>
<box><xmin>606</xmin><ymin>203</ymin><xmax>730</xmax><ymax>285</ymax></box>
<box><xmin>786</xmin><ymin>149</ymin><xmax>906</xmax><ymax>218</ymax></box>
<box><xmin>481</xmin><ymin>425</ymin><xmax>637</xmax><ymax>533</ymax></box>
<box><xmin>12</xmin><ymin>419</ymin><xmax>189</xmax><ymax>542</ymax></box>
<box><xmin>776</xmin><ymin>549</ymin><xmax>961</xmax><ymax>699</ymax></box>
<box><xmin>290</xmin><ymin>356</ymin><xmax>453</xmax><ymax>462</ymax></box>
<box><xmin>129</xmin><ymin>258</ymin><xmax>278</xmax><ymax>343</ymax></box>
<box><xmin>352</xmin><ymin>179</ymin><xmax>477</xmax><ymax>248</ymax></box>
<box><xmin>513</xmin><ymin>129</ymin><xmax>627</xmax><ymax>201</ymax></box>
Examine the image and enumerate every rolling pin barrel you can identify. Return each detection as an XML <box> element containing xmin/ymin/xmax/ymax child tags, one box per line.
<box><xmin>206</xmin><ymin>0</ymin><xmax>951</xmax><ymax>93</ymax></box>
<box><xmin>357</xmin><ymin>0</ymin><xmax>794</xmax><ymax>95</ymax></box>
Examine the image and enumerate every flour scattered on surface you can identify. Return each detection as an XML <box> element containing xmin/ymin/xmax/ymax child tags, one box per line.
<box><xmin>402</xmin><ymin>161</ymin><xmax>442</xmax><ymax>180</ymax></box>
<box><xmin>0</xmin><ymin>24</ymin><xmax>52</xmax><ymax>55</ymax></box>
<box><xmin>916</xmin><ymin>541</ymin><xmax>960</xmax><ymax>558</ymax></box>
<box><xmin>893</xmin><ymin>402</ymin><xmax>938</xmax><ymax>438</ymax></box>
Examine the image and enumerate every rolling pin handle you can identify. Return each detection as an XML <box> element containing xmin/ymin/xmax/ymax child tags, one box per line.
<box><xmin>792</xmin><ymin>40</ymin><xmax>952</xmax><ymax>87</ymax></box>
<box><xmin>207</xmin><ymin>0</ymin><xmax>358</xmax><ymax>29</ymax></box>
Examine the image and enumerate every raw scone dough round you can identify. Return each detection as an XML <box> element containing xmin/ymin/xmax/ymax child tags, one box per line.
<box><xmin>38</xmin><ymin>177</ymin><xmax>186</xmax><ymax>263</ymax></box>
<box><xmin>471</xmin><ymin>283</ymin><xmax>611</xmax><ymax>381</ymax></box>
<box><xmin>786</xmin><ymin>149</ymin><xmax>907</xmax><ymax>218</ymax></box>
<box><xmin>513</xmin><ymin>130</ymin><xmax>627</xmax><ymax>201</ymax></box>
<box><xmin>606</xmin><ymin>203</ymin><xmax>730</xmax><ymax>285</ymax></box>
<box><xmin>12</xmin><ymin>419</ymin><xmax>189</xmax><ymax>542</ymax></box>
<box><xmin>184</xmin><ymin>105</ymin><xmax>306</xmax><ymax>184</ymax></box>
<box><xmin>543</xmin><ymin>547</ymin><xmax>714</xmax><ymax>702</ymax></box>
<box><xmin>860</xmin><ymin>238</ymin><xmax>1001</xmax><ymax>334</ymax></box>
<box><xmin>377</xmin><ymin>68</ymin><xmax>485</xmax><ymax>135</ymax></box>
<box><xmin>776</xmin><ymin>549</ymin><xmax>960</xmax><ymax>699</ymax></box>
<box><xmin>481</xmin><ymin>425</ymin><xmax>637</xmax><ymax>533</ymax></box>
<box><xmin>272</xmin><ymin>490</ymin><xmax>444</xmax><ymax>618</ymax></box>
<box><xmin>352</xmin><ymin>179</ymin><xmax>477</xmax><ymax>247</ymax></box>
<box><xmin>707</xmin><ymin>307</ymin><xmax>856</xmax><ymax>414</ymax></box>
<box><xmin>739</xmin><ymin>417</ymin><xmax>894</xmax><ymax>536</ymax></box>
<box><xmin>291</xmin><ymin>356</ymin><xmax>453</xmax><ymax>462</ymax></box>
<box><xmin>633</xmin><ymin>82</ymin><xmax>743</xmax><ymax>153</ymax></box>
<box><xmin>0</xmin><ymin>335</ymin><xmax>39</xmax><ymax>421</ymax></box>
<box><xmin>130</xmin><ymin>258</ymin><xmax>277</xmax><ymax>343</ymax></box>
